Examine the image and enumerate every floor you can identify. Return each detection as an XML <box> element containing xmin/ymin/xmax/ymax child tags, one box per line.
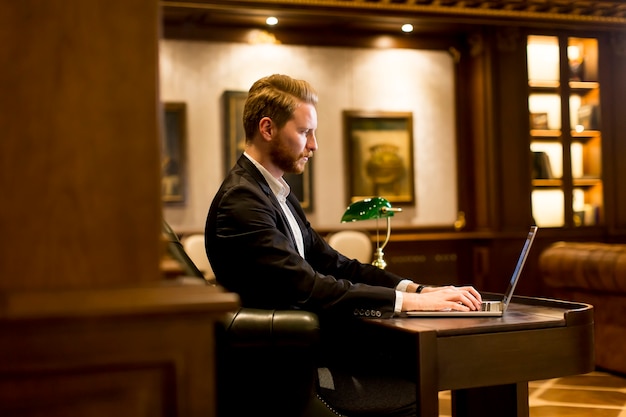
<box><xmin>438</xmin><ymin>370</ymin><xmax>626</xmax><ymax>416</ymax></box>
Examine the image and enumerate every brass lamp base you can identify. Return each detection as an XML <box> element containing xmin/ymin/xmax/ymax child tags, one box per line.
<box><xmin>372</xmin><ymin>248</ymin><xmax>386</xmax><ymax>270</ymax></box>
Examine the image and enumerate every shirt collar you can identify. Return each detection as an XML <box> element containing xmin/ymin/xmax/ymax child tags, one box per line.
<box><xmin>243</xmin><ymin>152</ymin><xmax>290</xmax><ymax>202</ymax></box>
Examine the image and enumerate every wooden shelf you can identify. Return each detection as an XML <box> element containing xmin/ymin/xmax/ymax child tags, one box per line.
<box><xmin>531</xmin><ymin>129</ymin><xmax>561</xmax><ymax>138</ymax></box>
<box><xmin>571</xmin><ymin>130</ymin><xmax>601</xmax><ymax>139</ymax></box>
<box><xmin>569</xmin><ymin>81</ymin><xmax>600</xmax><ymax>92</ymax></box>
<box><xmin>573</xmin><ymin>178</ymin><xmax>602</xmax><ymax>187</ymax></box>
<box><xmin>529</xmin><ymin>80</ymin><xmax>560</xmax><ymax>89</ymax></box>
<box><xmin>532</xmin><ymin>179</ymin><xmax>562</xmax><ymax>188</ymax></box>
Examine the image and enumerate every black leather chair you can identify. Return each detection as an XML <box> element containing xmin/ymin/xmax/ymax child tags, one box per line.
<box><xmin>161</xmin><ymin>221</ymin><xmax>341</xmax><ymax>417</ymax></box>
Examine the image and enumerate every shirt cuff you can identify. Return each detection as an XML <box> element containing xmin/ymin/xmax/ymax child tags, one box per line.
<box><xmin>395</xmin><ymin>279</ymin><xmax>413</xmax><ymax>292</ymax></box>
<box><xmin>394</xmin><ymin>290</ymin><xmax>403</xmax><ymax>314</ymax></box>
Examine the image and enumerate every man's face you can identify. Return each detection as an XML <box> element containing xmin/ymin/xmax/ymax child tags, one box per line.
<box><xmin>270</xmin><ymin>103</ymin><xmax>318</xmax><ymax>175</ymax></box>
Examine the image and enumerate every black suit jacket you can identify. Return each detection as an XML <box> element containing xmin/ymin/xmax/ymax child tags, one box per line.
<box><xmin>205</xmin><ymin>155</ymin><xmax>405</xmax><ymax>319</ymax></box>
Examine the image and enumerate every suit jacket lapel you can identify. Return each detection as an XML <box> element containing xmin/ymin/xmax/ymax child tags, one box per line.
<box><xmin>237</xmin><ymin>154</ymin><xmax>302</xmax><ymax>250</ymax></box>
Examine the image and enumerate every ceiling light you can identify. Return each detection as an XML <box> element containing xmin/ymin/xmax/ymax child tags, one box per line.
<box><xmin>266</xmin><ymin>16</ymin><xmax>278</xmax><ymax>26</ymax></box>
<box><xmin>401</xmin><ymin>23</ymin><xmax>414</xmax><ymax>33</ymax></box>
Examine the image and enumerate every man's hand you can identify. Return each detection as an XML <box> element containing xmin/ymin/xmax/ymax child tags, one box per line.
<box><xmin>401</xmin><ymin>285</ymin><xmax>483</xmax><ymax>312</ymax></box>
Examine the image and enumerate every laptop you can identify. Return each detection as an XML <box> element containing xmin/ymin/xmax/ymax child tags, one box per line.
<box><xmin>405</xmin><ymin>225</ymin><xmax>538</xmax><ymax>317</ymax></box>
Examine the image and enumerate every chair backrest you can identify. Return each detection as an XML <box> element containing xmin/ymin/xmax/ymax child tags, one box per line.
<box><xmin>182</xmin><ymin>233</ymin><xmax>215</xmax><ymax>279</ymax></box>
<box><xmin>327</xmin><ymin>230</ymin><xmax>373</xmax><ymax>264</ymax></box>
<box><xmin>162</xmin><ymin>220</ymin><xmax>206</xmax><ymax>280</ymax></box>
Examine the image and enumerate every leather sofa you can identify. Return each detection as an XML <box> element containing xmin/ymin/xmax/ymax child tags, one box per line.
<box><xmin>539</xmin><ymin>241</ymin><xmax>626</xmax><ymax>376</ymax></box>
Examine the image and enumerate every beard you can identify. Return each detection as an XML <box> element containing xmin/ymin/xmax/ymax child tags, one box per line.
<box><xmin>269</xmin><ymin>137</ymin><xmax>310</xmax><ymax>175</ymax></box>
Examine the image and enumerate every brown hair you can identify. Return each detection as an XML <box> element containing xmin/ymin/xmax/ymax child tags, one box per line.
<box><xmin>242</xmin><ymin>74</ymin><xmax>318</xmax><ymax>142</ymax></box>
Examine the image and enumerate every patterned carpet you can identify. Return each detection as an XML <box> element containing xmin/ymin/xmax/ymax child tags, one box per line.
<box><xmin>438</xmin><ymin>371</ymin><xmax>626</xmax><ymax>417</ymax></box>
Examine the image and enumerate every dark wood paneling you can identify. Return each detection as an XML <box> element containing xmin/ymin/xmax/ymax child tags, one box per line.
<box><xmin>0</xmin><ymin>0</ymin><xmax>162</xmax><ymax>291</ymax></box>
<box><xmin>489</xmin><ymin>27</ymin><xmax>535</xmax><ymax>231</ymax></box>
<box><xmin>0</xmin><ymin>285</ymin><xmax>240</xmax><ymax>417</ymax></box>
<box><xmin>602</xmin><ymin>32</ymin><xmax>626</xmax><ymax>234</ymax></box>
<box><xmin>0</xmin><ymin>3</ymin><xmax>241</xmax><ymax>417</ymax></box>
<box><xmin>161</xmin><ymin>0</ymin><xmax>626</xmax><ymax>38</ymax></box>
<box><xmin>0</xmin><ymin>367</ymin><xmax>172</xmax><ymax>417</ymax></box>
<box><xmin>384</xmin><ymin>238</ymin><xmax>473</xmax><ymax>286</ymax></box>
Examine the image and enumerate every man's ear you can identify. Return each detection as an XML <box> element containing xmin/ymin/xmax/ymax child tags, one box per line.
<box><xmin>259</xmin><ymin>117</ymin><xmax>273</xmax><ymax>141</ymax></box>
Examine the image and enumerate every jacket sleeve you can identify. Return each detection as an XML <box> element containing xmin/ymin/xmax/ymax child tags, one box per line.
<box><xmin>206</xmin><ymin>174</ymin><xmax>404</xmax><ymax>319</ymax></box>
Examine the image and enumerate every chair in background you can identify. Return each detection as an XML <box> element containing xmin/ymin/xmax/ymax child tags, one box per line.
<box><xmin>181</xmin><ymin>233</ymin><xmax>214</xmax><ymax>279</ymax></box>
<box><xmin>162</xmin><ymin>221</ymin><xmax>205</xmax><ymax>279</ymax></box>
<box><xmin>327</xmin><ymin>230</ymin><xmax>373</xmax><ymax>264</ymax></box>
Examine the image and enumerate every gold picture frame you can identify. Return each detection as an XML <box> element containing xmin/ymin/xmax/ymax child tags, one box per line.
<box><xmin>529</xmin><ymin>112</ymin><xmax>549</xmax><ymax>130</ymax></box>
<box><xmin>343</xmin><ymin>110</ymin><xmax>415</xmax><ymax>204</ymax></box>
<box><xmin>222</xmin><ymin>90</ymin><xmax>314</xmax><ymax>211</ymax></box>
<box><xmin>161</xmin><ymin>102</ymin><xmax>187</xmax><ymax>205</ymax></box>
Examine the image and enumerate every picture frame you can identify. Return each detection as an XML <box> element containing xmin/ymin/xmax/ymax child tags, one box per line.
<box><xmin>222</xmin><ymin>90</ymin><xmax>248</xmax><ymax>172</ymax></box>
<box><xmin>161</xmin><ymin>102</ymin><xmax>187</xmax><ymax>205</ymax></box>
<box><xmin>343</xmin><ymin>110</ymin><xmax>415</xmax><ymax>204</ymax></box>
<box><xmin>529</xmin><ymin>112</ymin><xmax>549</xmax><ymax>130</ymax></box>
<box><xmin>222</xmin><ymin>90</ymin><xmax>314</xmax><ymax>211</ymax></box>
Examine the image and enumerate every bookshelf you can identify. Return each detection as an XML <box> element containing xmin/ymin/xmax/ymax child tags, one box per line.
<box><xmin>527</xmin><ymin>35</ymin><xmax>603</xmax><ymax>228</ymax></box>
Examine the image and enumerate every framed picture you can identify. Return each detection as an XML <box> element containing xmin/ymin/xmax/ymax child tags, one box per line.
<box><xmin>530</xmin><ymin>112</ymin><xmax>549</xmax><ymax>130</ymax></box>
<box><xmin>161</xmin><ymin>102</ymin><xmax>187</xmax><ymax>205</ymax></box>
<box><xmin>222</xmin><ymin>90</ymin><xmax>314</xmax><ymax>211</ymax></box>
<box><xmin>222</xmin><ymin>90</ymin><xmax>248</xmax><ymax>172</ymax></box>
<box><xmin>343</xmin><ymin>110</ymin><xmax>415</xmax><ymax>204</ymax></box>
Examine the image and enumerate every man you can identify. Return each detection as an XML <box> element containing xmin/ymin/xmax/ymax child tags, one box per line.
<box><xmin>205</xmin><ymin>74</ymin><xmax>482</xmax><ymax>416</ymax></box>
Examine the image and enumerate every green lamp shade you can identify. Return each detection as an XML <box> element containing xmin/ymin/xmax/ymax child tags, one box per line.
<box><xmin>341</xmin><ymin>197</ymin><xmax>397</xmax><ymax>222</ymax></box>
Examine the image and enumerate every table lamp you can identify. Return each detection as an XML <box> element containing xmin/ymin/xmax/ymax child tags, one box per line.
<box><xmin>341</xmin><ymin>197</ymin><xmax>402</xmax><ymax>269</ymax></box>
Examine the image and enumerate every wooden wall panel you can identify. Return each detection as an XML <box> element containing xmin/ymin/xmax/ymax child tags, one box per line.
<box><xmin>0</xmin><ymin>2</ymin><xmax>242</xmax><ymax>417</ymax></box>
<box><xmin>0</xmin><ymin>368</ymin><xmax>171</xmax><ymax>417</ymax></box>
<box><xmin>0</xmin><ymin>0</ymin><xmax>162</xmax><ymax>290</ymax></box>
<box><xmin>0</xmin><ymin>285</ymin><xmax>239</xmax><ymax>417</ymax></box>
<box><xmin>602</xmin><ymin>33</ymin><xmax>626</xmax><ymax>234</ymax></box>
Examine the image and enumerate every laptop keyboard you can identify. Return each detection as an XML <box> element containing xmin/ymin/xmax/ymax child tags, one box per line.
<box><xmin>481</xmin><ymin>301</ymin><xmax>502</xmax><ymax>312</ymax></box>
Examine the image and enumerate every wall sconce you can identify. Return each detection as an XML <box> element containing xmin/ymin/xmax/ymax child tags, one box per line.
<box><xmin>341</xmin><ymin>197</ymin><xmax>402</xmax><ymax>269</ymax></box>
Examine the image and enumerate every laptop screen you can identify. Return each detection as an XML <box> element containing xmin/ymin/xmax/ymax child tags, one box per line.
<box><xmin>501</xmin><ymin>226</ymin><xmax>538</xmax><ymax>310</ymax></box>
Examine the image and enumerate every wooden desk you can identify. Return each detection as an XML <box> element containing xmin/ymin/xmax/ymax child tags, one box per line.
<box><xmin>359</xmin><ymin>296</ymin><xmax>594</xmax><ymax>417</ymax></box>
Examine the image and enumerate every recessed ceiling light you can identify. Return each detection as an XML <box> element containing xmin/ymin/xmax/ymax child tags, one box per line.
<box><xmin>266</xmin><ymin>16</ymin><xmax>278</xmax><ymax>26</ymax></box>
<box><xmin>401</xmin><ymin>23</ymin><xmax>414</xmax><ymax>33</ymax></box>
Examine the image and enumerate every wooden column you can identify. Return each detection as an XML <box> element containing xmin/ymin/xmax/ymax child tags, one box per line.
<box><xmin>0</xmin><ymin>0</ymin><xmax>162</xmax><ymax>290</ymax></box>
<box><xmin>0</xmin><ymin>2</ymin><xmax>240</xmax><ymax>416</ymax></box>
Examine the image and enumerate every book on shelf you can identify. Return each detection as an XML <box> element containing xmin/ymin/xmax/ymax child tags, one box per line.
<box><xmin>577</xmin><ymin>104</ymin><xmax>600</xmax><ymax>130</ymax></box>
<box><xmin>532</xmin><ymin>151</ymin><xmax>554</xmax><ymax>179</ymax></box>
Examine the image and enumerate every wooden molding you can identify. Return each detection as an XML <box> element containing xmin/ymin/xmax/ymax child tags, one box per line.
<box><xmin>162</xmin><ymin>0</ymin><xmax>626</xmax><ymax>28</ymax></box>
